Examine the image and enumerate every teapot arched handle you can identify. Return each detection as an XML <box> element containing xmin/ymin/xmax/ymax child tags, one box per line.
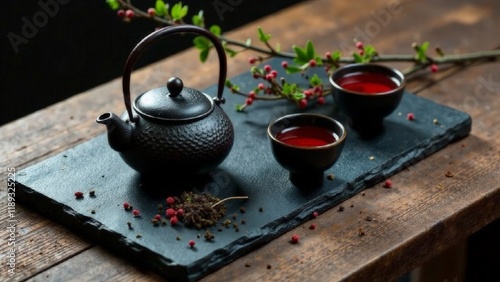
<box><xmin>122</xmin><ymin>25</ymin><xmax>228</xmax><ymax>122</ymax></box>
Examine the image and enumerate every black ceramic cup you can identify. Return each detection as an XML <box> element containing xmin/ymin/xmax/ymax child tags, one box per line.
<box><xmin>329</xmin><ymin>63</ymin><xmax>406</xmax><ymax>132</ymax></box>
<box><xmin>267</xmin><ymin>113</ymin><xmax>346</xmax><ymax>189</ymax></box>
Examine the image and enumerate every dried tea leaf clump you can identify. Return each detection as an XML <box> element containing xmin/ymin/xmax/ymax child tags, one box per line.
<box><xmin>175</xmin><ymin>192</ymin><xmax>227</xmax><ymax>229</ymax></box>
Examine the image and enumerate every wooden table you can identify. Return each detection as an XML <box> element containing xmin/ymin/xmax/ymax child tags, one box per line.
<box><xmin>2</xmin><ymin>0</ymin><xmax>499</xmax><ymax>281</ymax></box>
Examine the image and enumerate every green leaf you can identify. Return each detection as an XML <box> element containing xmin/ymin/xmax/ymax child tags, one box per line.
<box><xmin>305</xmin><ymin>40</ymin><xmax>316</xmax><ymax>60</ymax></box>
<box><xmin>171</xmin><ymin>2</ymin><xmax>188</xmax><ymax>20</ymax></box>
<box><xmin>257</xmin><ymin>27</ymin><xmax>271</xmax><ymax>43</ymax></box>
<box><xmin>192</xmin><ymin>11</ymin><xmax>204</xmax><ymax>27</ymax></box>
<box><xmin>364</xmin><ymin>45</ymin><xmax>377</xmax><ymax>56</ymax></box>
<box><xmin>309</xmin><ymin>74</ymin><xmax>322</xmax><ymax>86</ymax></box>
<box><xmin>292</xmin><ymin>45</ymin><xmax>308</xmax><ymax>64</ymax></box>
<box><xmin>235</xmin><ymin>104</ymin><xmax>246</xmax><ymax>112</ymax></box>
<box><xmin>330</xmin><ymin>51</ymin><xmax>341</xmax><ymax>61</ymax></box>
<box><xmin>193</xmin><ymin>36</ymin><xmax>209</xmax><ymax>50</ymax></box>
<box><xmin>225</xmin><ymin>79</ymin><xmax>233</xmax><ymax>88</ymax></box>
<box><xmin>245</xmin><ymin>38</ymin><xmax>252</xmax><ymax>46</ymax></box>
<box><xmin>155</xmin><ymin>0</ymin><xmax>167</xmax><ymax>16</ymax></box>
<box><xmin>285</xmin><ymin>65</ymin><xmax>303</xmax><ymax>74</ymax></box>
<box><xmin>224</xmin><ymin>47</ymin><xmax>238</xmax><ymax>57</ymax></box>
<box><xmin>209</xmin><ymin>25</ymin><xmax>222</xmax><ymax>36</ymax></box>
<box><xmin>352</xmin><ymin>52</ymin><xmax>363</xmax><ymax>63</ymax></box>
<box><xmin>199</xmin><ymin>48</ymin><xmax>210</xmax><ymax>62</ymax></box>
<box><xmin>416</xmin><ymin>41</ymin><xmax>430</xmax><ymax>62</ymax></box>
<box><xmin>106</xmin><ymin>0</ymin><xmax>120</xmax><ymax>10</ymax></box>
<box><xmin>275</xmin><ymin>43</ymin><xmax>281</xmax><ymax>52</ymax></box>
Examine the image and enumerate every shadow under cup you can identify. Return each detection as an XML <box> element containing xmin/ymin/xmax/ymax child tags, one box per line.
<box><xmin>268</xmin><ymin>114</ymin><xmax>346</xmax><ymax>189</ymax></box>
<box><xmin>329</xmin><ymin>64</ymin><xmax>406</xmax><ymax>132</ymax></box>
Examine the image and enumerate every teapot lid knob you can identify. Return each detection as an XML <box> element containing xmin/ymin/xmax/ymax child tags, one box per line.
<box><xmin>167</xmin><ymin>77</ymin><xmax>183</xmax><ymax>97</ymax></box>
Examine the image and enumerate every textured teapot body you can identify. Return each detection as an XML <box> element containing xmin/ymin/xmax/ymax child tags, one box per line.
<box><xmin>97</xmin><ymin>25</ymin><xmax>234</xmax><ymax>179</ymax></box>
<box><xmin>118</xmin><ymin>103</ymin><xmax>233</xmax><ymax>177</ymax></box>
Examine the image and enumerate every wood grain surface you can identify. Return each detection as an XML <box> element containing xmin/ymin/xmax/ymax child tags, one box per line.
<box><xmin>1</xmin><ymin>0</ymin><xmax>499</xmax><ymax>281</ymax></box>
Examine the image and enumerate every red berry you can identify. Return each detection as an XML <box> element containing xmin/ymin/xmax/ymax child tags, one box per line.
<box><xmin>407</xmin><ymin>112</ymin><xmax>415</xmax><ymax>121</ymax></box>
<box><xmin>314</xmin><ymin>86</ymin><xmax>322</xmax><ymax>94</ymax></box>
<box><xmin>270</xmin><ymin>70</ymin><xmax>278</xmax><ymax>78</ymax></box>
<box><xmin>309</xmin><ymin>59</ymin><xmax>317</xmax><ymax>67</ymax></box>
<box><xmin>166</xmin><ymin>197</ymin><xmax>175</xmax><ymax>205</ymax></box>
<box><xmin>431</xmin><ymin>64</ymin><xmax>438</xmax><ymax>73</ymax></box>
<box><xmin>154</xmin><ymin>214</ymin><xmax>162</xmax><ymax>221</ymax></box>
<box><xmin>290</xmin><ymin>234</ymin><xmax>300</xmax><ymax>244</ymax></box>
<box><xmin>383</xmin><ymin>179</ymin><xmax>393</xmax><ymax>188</ymax></box>
<box><xmin>258</xmin><ymin>83</ymin><xmax>265</xmax><ymax>90</ymax></box>
<box><xmin>265</xmin><ymin>74</ymin><xmax>274</xmax><ymax>81</ymax></box>
<box><xmin>359</xmin><ymin>50</ymin><xmax>364</xmax><ymax>56</ymax></box>
<box><xmin>317</xmin><ymin>97</ymin><xmax>325</xmax><ymax>105</ymax></box>
<box><xmin>304</xmin><ymin>90</ymin><xmax>313</xmax><ymax>98</ymax></box>
<box><xmin>252</xmin><ymin>72</ymin><xmax>260</xmax><ymax>79</ymax></box>
<box><xmin>170</xmin><ymin>216</ymin><xmax>179</xmax><ymax>225</ymax></box>
<box><xmin>132</xmin><ymin>209</ymin><xmax>140</xmax><ymax>216</ymax></box>
<box><xmin>281</xmin><ymin>61</ymin><xmax>288</xmax><ymax>68</ymax></box>
<box><xmin>248</xmin><ymin>91</ymin><xmax>256</xmax><ymax>99</ymax></box>
<box><xmin>188</xmin><ymin>240</ymin><xmax>196</xmax><ymax>248</ymax></box>
<box><xmin>264</xmin><ymin>65</ymin><xmax>272</xmax><ymax>73</ymax></box>
<box><xmin>166</xmin><ymin>208</ymin><xmax>176</xmax><ymax>218</ymax></box>
<box><xmin>176</xmin><ymin>208</ymin><xmax>184</xmax><ymax>217</ymax></box>
<box><xmin>248</xmin><ymin>57</ymin><xmax>256</xmax><ymax>64</ymax></box>
<box><xmin>356</xmin><ymin>41</ymin><xmax>364</xmax><ymax>49</ymax></box>
<box><xmin>312</xmin><ymin>211</ymin><xmax>319</xmax><ymax>218</ymax></box>
<box><xmin>74</xmin><ymin>191</ymin><xmax>84</xmax><ymax>199</ymax></box>
<box><xmin>299</xmin><ymin>99</ymin><xmax>307</xmax><ymax>109</ymax></box>
<box><xmin>309</xmin><ymin>224</ymin><xmax>317</xmax><ymax>230</ymax></box>
<box><xmin>117</xmin><ymin>9</ymin><xmax>125</xmax><ymax>17</ymax></box>
<box><xmin>123</xmin><ymin>202</ymin><xmax>130</xmax><ymax>209</ymax></box>
<box><xmin>125</xmin><ymin>9</ymin><xmax>135</xmax><ymax>18</ymax></box>
<box><xmin>147</xmin><ymin>8</ymin><xmax>156</xmax><ymax>16</ymax></box>
<box><xmin>245</xmin><ymin>97</ymin><xmax>254</xmax><ymax>105</ymax></box>
<box><xmin>325</xmin><ymin>51</ymin><xmax>332</xmax><ymax>59</ymax></box>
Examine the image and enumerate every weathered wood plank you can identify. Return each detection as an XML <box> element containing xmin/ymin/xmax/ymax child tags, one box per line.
<box><xmin>1</xmin><ymin>0</ymin><xmax>499</xmax><ymax>281</ymax></box>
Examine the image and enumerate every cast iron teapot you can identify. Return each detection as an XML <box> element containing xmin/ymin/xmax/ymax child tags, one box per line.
<box><xmin>96</xmin><ymin>25</ymin><xmax>234</xmax><ymax>178</ymax></box>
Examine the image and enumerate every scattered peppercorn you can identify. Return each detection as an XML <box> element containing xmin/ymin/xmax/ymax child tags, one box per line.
<box><xmin>127</xmin><ymin>221</ymin><xmax>132</xmax><ymax>229</ymax></box>
<box><xmin>259</xmin><ymin>207</ymin><xmax>263</xmax><ymax>212</ymax></box>
<box><xmin>365</xmin><ymin>216</ymin><xmax>373</xmax><ymax>222</ymax></box>
<box><xmin>176</xmin><ymin>208</ymin><xmax>184</xmax><ymax>217</ymax></box>
<box><xmin>327</xmin><ymin>174</ymin><xmax>335</xmax><ymax>180</ymax></box>
<box><xmin>132</xmin><ymin>209</ymin><xmax>140</xmax><ymax>217</ymax></box>
<box><xmin>309</xmin><ymin>224</ymin><xmax>316</xmax><ymax>230</ymax></box>
<box><xmin>123</xmin><ymin>202</ymin><xmax>130</xmax><ymax>210</ymax></box>
<box><xmin>383</xmin><ymin>179</ymin><xmax>393</xmax><ymax>188</ymax></box>
<box><xmin>154</xmin><ymin>214</ymin><xmax>162</xmax><ymax>221</ymax></box>
<box><xmin>197</xmin><ymin>234</ymin><xmax>201</xmax><ymax>239</ymax></box>
<box><xmin>89</xmin><ymin>190</ymin><xmax>96</xmax><ymax>197</ymax></box>
<box><xmin>241</xmin><ymin>219</ymin><xmax>246</xmax><ymax>224</ymax></box>
<box><xmin>358</xmin><ymin>228</ymin><xmax>365</xmax><ymax>237</ymax></box>
<box><xmin>176</xmin><ymin>236</ymin><xmax>181</xmax><ymax>241</ymax></box>
<box><xmin>361</xmin><ymin>192</ymin><xmax>365</xmax><ymax>196</ymax></box>
<box><xmin>267</xmin><ymin>264</ymin><xmax>272</xmax><ymax>270</ymax></box>
<box><xmin>91</xmin><ymin>209</ymin><xmax>96</xmax><ymax>214</ymax></box>
<box><xmin>74</xmin><ymin>191</ymin><xmax>84</xmax><ymax>199</ymax></box>
<box><xmin>240</xmin><ymin>207</ymin><xmax>246</xmax><ymax>213</ymax></box>
<box><xmin>136</xmin><ymin>234</ymin><xmax>142</xmax><ymax>238</ymax></box>
<box><xmin>245</xmin><ymin>262</ymin><xmax>251</xmax><ymax>267</ymax></box>
<box><xmin>188</xmin><ymin>240</ymin><xmax>196</xmax><ymax>248</ymax></box>
<box><xmin>445</xmin><ymin>171</ymin><xmax>454</xmax><ymax>177</ymax></box>
<box><xmin>166</xmin><ymin>197</ymin><xmax>175</xmax><ymax>206</ymax></box>
<box><xmin>312</xmin><ymin>211</ymin><xmax>319</xmax><ymax>218</ymax></box>
<box><xmin>170</xmin><ymin>216</ymin><xmax>179</xmax><ymax>226</ymax></box>
<box><xmin>166</xmin><ymin>208</ymin><xmax>176</xmax><ymax>218</ymax></box>
<box><xmin>407</xmin><ymin>112</ymin><xmax>415</xmax><ymax>121</ymax></box>
<box><xmin>232</xmin><ymin>213</ymin><xmax>237</xmax><ymax>220</ymax></box>
<box><xmin>290</xmin><ymin>234</ymin><xmax>300</xmax><ymax>244</ymax></box>
<box><xmin>204</xmin><ymin>229</ymin><xmax>215</xmax><ymax>241</ymax></box>
<box><xmin>338</xmin><ymin>206</ymin><xmax>345</xmax><ymax>212</ymax></box>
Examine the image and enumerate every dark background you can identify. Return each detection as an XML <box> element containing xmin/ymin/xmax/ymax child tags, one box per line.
<box><xmin>1</xmin><ymin>0</ymin><xmax>304</xmax><ymax>125</ymax></box>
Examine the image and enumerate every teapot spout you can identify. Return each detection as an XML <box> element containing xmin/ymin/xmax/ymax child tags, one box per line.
<box><xmin>96</xmin><ymin>113</ymin><xmax>132</xmax><ymax>152</ymax></box>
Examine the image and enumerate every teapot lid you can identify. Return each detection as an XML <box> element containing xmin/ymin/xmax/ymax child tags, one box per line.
<box><xmin>134</xmin><ymin>77</ymin><xmax>214</xmax><ymax>122</ymax></box>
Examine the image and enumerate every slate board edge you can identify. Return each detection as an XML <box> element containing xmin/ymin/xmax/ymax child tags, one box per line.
<box><xmin>15</xmin><ymin>112</ymin><xmax>471</xmax><ymax>281</ymax></box>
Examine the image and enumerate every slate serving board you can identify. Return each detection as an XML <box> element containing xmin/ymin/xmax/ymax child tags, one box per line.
<box><xmin>16</xmin><ymin>61</ymin><xmax>471</xmax><ymax>281</ymax></box>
